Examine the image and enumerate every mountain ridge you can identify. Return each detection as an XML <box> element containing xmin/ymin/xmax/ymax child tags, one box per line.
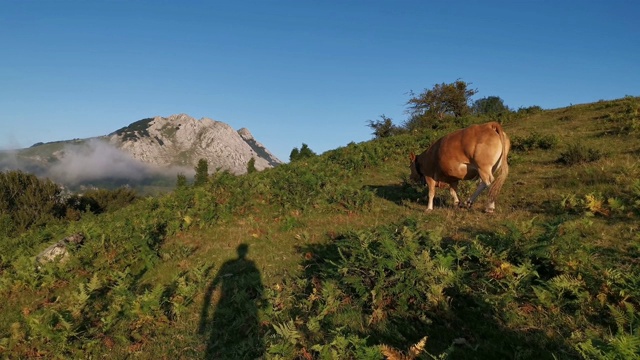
<box><xmin>107</xmin><ymin>113</ymin><xmax>282</xmax><ymax>173</ymax></box>
<box><xmin>0</xmin><ymin>114</ymin><xmax>282</xmax><ymax>189</ymax></box>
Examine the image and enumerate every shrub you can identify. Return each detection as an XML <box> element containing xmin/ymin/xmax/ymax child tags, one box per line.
<box><xmin>289</xmin><ymin>144</ymin><xmax>316</xmax><ymax>162</ymax></box>
<box><xmin>176</xmin><ymin>173</ymin><xmax>187</xmax><ymax>188</ymax></box>
<box><xmin>516</xmin><ymin>105</ymin><xmax>543</xmax><ymax>115</ymax></box>
<box><xmin>79</xmin><ymin>187</ymin><xmax>137</xmax><ymax>213</ymax></box>
<box><xmin>0</xmin><ymin>170</ymin><xmax>64</xmax><ymax>233</ymax></box>
<box><xmin>325</xmin><ymin>142</ymin><xmax>385</xmax><ymax>172</ymax></box>
<box><xmin>557</xmin><ymin>143</ymin><xmax>602</xmax><ymax>165</ymax></box>
<box><xmin>511</xmin><ymin>132</ymin><xmax>558</xmax><ymax>151</ymax></box>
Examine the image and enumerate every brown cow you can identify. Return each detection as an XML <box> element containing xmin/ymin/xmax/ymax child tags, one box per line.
<box><xmin>409</xmin><ymin>121</ymin><xmax>510</xmax><ymax>212</ymax></box>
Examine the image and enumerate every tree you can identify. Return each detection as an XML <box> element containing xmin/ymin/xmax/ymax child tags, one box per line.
<box><xmin>299</xmin><ymin>144</ymin><xmax>315</xmax><ymax>158</ymax></box>
<box><xmin>194</xmin><ymin>158</ymin><xmax>209</xmax><ymax>187</ymax></box>
<box><xmin>472</xmin><ymin>96</ymin><xmax>511</xmax><ymax>116</ymax></box>
<box><xmin>0</xmin><ymin>170</ymin><xmax>64</xmax><ymax>234</ymax></box>
<box><xmin>176</xmin><ymin>173</ymin><xmax>187</xmax><ymax>188</ymax></box>
<box><xmin>289</xmin><ymin>143</ymin><xmax>316</xmax><ymax>162</ymax></box>
<box><xmin>247</xmin><ymin>158</ymin><xmax>257</xmax><ymax>174</ymax></box>
<box><xmin>367</xmin><ymin>114</ymin><xmax>401</xmax><ymax>138</ymax></box>
<box><xmin>404</xmin><ymin>80</ymin><xmax>477</xmax><ymax>130</ymax></box>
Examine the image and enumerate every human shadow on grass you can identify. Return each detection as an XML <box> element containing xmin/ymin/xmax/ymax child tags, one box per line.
<box><xmin>294</xmin><ymin>229</ymin><xmax>581</xmax><ymax>359</ymax></box>
<box><xmin>198</xmin><ymin>244</ymin><xmax>265</xmax><ymax>360</ymax></box>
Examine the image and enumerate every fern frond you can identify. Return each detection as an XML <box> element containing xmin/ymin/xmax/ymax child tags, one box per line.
<box><xmin>549</xmin><ymin>274</ymin><xmax>584</xmax><ymax>293</ymax></box>
<box><xmin>74</xmin><ymin>283</ymin><xmax>90</xmax><ymax>315</ymax></box>
<box><xmin>380</xmin><ymin>344</ymin><xmax>409</xmax><ymax>360</ymax></box>
<box><xmin>380</xmin><ymin>336</ymin><xmax>428</xmax><ymax>360</ymax></box>
<box><xmin>609</xmin><ymin>304</ymin><xmax>628</xmax><ymax>333</ymax></box>
<box><xmin>408</xmin><ymin>336</ymin><xmax>428</xmax><ymax>358</ymax></box>
<box><xmin>273</xmin><ymin>320</ymin><xmax>301</xmax><ymax>344</ymax></box>
<box><xmin>610</xmin><ymin>333</ymin><xmax>640</xmax><ymax>358</ymax></box>
<box><xmin>87</xmin><ymin>273</ymin><xmax>101</xmax><ymax>293</ymax></box>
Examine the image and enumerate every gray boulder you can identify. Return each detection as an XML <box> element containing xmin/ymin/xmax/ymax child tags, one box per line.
<box><xmin>36</xmin><ymin>233</ymin><xmax>85</xmax><ymax>267</ymax></box>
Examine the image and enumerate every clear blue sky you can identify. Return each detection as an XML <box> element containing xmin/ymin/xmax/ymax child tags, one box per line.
<box><xmin>1</xmin><ymin>1</ymin><xmax>638</xmax><ymax>162</ymax></box>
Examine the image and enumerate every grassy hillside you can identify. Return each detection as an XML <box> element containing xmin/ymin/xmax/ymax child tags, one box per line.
<box><xmin>1</xmin><ymin>97</ymin><xmax>639</xmax><ymax>359</ymax></box>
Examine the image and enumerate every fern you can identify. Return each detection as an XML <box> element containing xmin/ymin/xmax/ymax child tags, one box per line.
<box><xmin>576</xmin><ymin>302</ymin><xmax>640</xmax><ymax>358</ymax></box>
<box><xmin>380</xmin><ymin>336</ymin><xmax>443</xmax><ymax>360</ymax></box>
<box><xmin>86</xmin><ymin>273</ymin><xmax>101</xmax><ymax>293</ymax></box>
<box><xmin>273</xmin><ymin>320</ymin><xmax>302</xmax><ymax>345</ymax></box>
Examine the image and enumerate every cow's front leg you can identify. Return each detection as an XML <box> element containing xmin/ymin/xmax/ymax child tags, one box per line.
<box><xmin>449</xmin><ymin>181</ymin><xmax>460</xmax><ymax>207</ymax></box>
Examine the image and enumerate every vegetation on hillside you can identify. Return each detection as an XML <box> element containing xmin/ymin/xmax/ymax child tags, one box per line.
<box><xmin>1</xmin><ymin>94</ymin><xmax>640</xmax><ymax>359</ymax></box>
<box><xmin>112</xmin><ymin>118</ymin><xmax>154</xmax><ymax>141</ymax></box>
<box><xmin>289</xmin><ymin>143</ymin><xmax>317</xmax><ymax>162</ymax></box>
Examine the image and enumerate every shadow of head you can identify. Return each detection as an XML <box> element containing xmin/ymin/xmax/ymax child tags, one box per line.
<box><xmin>237</xmin><ymin>243</ymin><xmax>249</xmax><ymax>259</ymax></box>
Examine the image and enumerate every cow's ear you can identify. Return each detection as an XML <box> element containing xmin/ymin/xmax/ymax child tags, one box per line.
<box><xmin>410</xmin><ymin>152</ymin><xmax>416</xmax><ymax>162</ymax></box>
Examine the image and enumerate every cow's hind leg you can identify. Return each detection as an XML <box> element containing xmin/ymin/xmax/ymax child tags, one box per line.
<box><xmin>465</xmin><ymin>168</ymin><xmax>493</xmax><ymax>209</ymax></box>
<box><xmin>465</xmin><ymin>181</ymin><xmax>487</xmax><ymax>208</ymax></box>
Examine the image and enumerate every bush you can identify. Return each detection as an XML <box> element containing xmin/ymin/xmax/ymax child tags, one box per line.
<box><xmin>0</xmin><ymin>170</ymin><xmax>64</xmax><ymax>233</ymax></box>
<box><xmin>511</xmin><ymin>132</ymin><xmax>558</xmax><ymax>151</ymax></box>
<box><xmin>557</xmin><ymin>143</ymin><xmax>602</xmax><ymax>165</ymax></box>
<box><xmin>72</xmin><ymin>187</ymin><xmax>137</xmax><ymax>214</ymax></box>
<box><xmin>289</xmin><ymin>144</ymin><xmax>316</xmax><ymax>162</ymax></box>
<box><xmin>516</xmin><ymin>105</ymin><xmax>543</xmax><ymax>115</ymax></box>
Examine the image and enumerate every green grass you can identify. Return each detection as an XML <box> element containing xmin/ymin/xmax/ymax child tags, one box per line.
<box><xmin>1</xmin><ymin>97</ymin><xmax>640</xmax><ymax>359</ymax></box>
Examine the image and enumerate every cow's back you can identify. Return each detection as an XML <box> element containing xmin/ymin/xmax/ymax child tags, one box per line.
<box><xmin>426</xmin><ymin>122</ymin><xmax>503</xmax><ymax>180</ymax></box>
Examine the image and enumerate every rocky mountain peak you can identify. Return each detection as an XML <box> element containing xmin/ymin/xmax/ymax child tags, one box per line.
<box><xmin>109</xmin><ymin>114</ymin><xmax>281</xmax><ymax>174</ymax></box>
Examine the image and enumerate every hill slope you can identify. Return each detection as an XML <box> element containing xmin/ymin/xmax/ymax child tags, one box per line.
<box><xmin>0</xmin><ymin>97</ymin><xmax>639</xmax><ymax>359</ymax></box>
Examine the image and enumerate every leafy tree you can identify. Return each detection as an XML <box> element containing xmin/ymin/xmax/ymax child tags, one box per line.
<box><xmin>472</xmin><ymin>96</ymin><xmax>511</xmax><ymax>116</ymax></box>
<box><xmin>176</xmin><ymin>173</ymin><xmax>187</xmax><ymax>188</ymax></box>
<box><xmin>367</xmin><ymin>114</ymin><xmax>402</xmax><ymax>138</ymax></box>
<box><xmin>404</xmin><ymin>80</ymin><xmax>477</xmax><ymax>130</ymax></box>
<box><xmin>247</xmin><ymin>158</ymin><xmax>257</xmax><ymax>174</ymax></box>
<box><xmin>289</xmin><ymin>148</ymin><xmax>300</xmax><ymax>162</ymax></box>
<box><xmin>289</xmin><ymin>143</ymin><xmax>316</xmax><ymax>162</ymax></box>
<box><xmin>0</xmin><ymin>170</ymin><xmax>63</xmax><ymax>233</ymax></box>
<box><xmin>194</xmin><ymin>158</ymin><xmax>209</xmax><ymax>187</ymax></box>
<box><xmin>299</xmin><ymin>144</ymin><xmax>316</xmax><ymax>158</ymax></box>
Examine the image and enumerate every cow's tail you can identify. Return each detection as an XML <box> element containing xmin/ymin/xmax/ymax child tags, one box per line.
<box><xmin>488</xmin><ymin>123</ymin><xmax>510</xmax><ymax>202</ymax></box>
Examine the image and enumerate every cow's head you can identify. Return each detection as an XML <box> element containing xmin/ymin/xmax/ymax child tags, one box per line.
<box><xmin>408</xmin><ymin>152</ymin><xmax>423</xmax><ymax>184</ymax></box>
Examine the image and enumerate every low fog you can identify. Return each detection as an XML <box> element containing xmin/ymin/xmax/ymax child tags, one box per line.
<box><xmin>0</xmin><ymin>139</ymin><xmax>193</xmax><ymax>191</ymax></box>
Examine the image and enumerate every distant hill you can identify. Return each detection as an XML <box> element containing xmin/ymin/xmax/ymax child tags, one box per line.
<box><xmin>0</xmin><ymin>114</ymin><xmax>282</xmax><ymax>191</ymax></box>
